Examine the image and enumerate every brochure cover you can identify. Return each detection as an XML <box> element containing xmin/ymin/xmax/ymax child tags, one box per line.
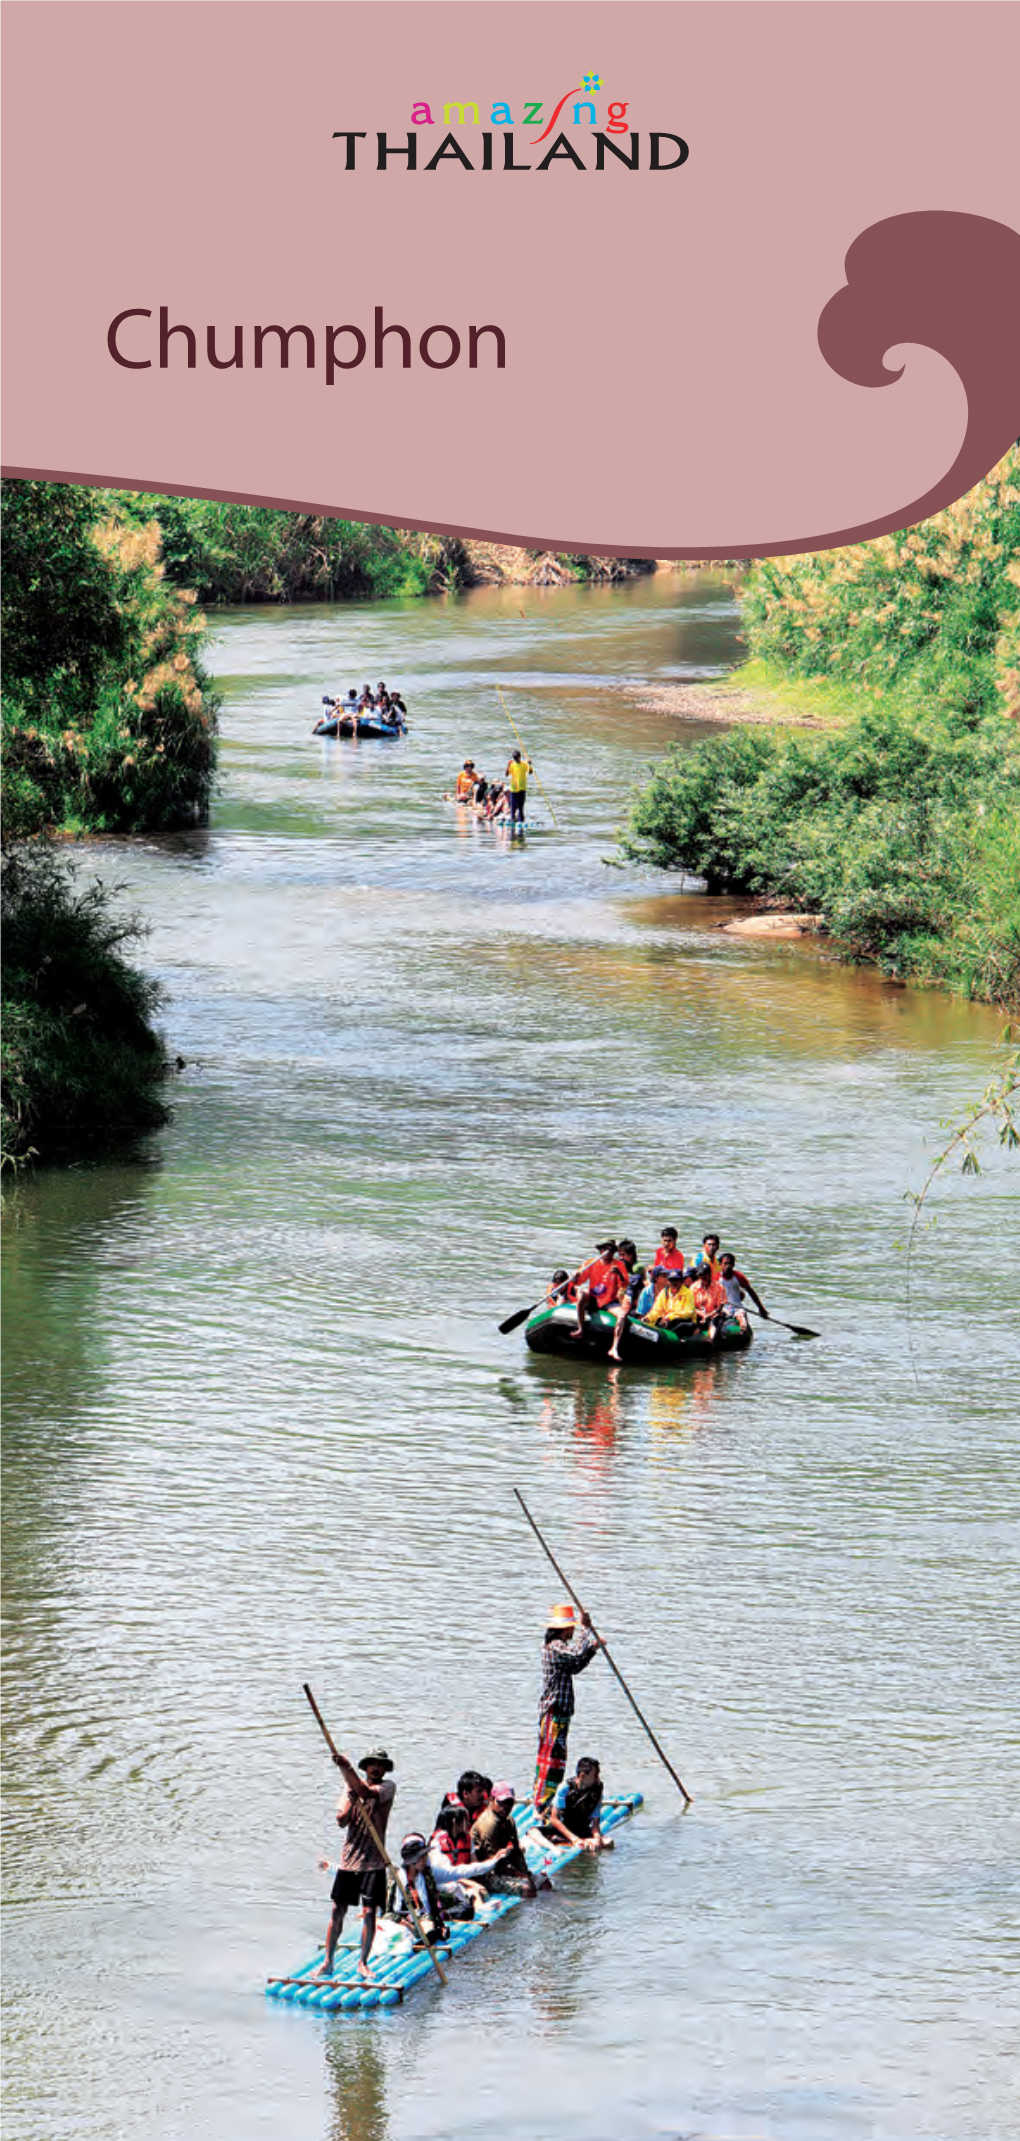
<box><xmin>2</xmin><ymin>6</ymin><xmax>1019</xmax><ymax>2140</ymax></box>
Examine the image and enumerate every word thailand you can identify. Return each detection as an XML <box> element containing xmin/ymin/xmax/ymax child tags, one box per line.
<box><xmin>107</xmin><ymin>307</ymin><xmax>506</xmax><ymax>381</ymax></box>
<box><xmin>333</xmin><ymin>130</ymin><xmax>688</xmax><ymax>172</ymax></box>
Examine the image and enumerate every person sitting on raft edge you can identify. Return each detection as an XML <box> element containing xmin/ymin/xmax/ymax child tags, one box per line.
<box><xmin>718</xmin><ymin>1251</ymin><xmax>769</xmax><ymax>1327</ymax></box>
<box><xmin>566</xmin><ymin>1239</ymin><xmax>624</xmax><ymax>1340</ymax></box>
<box><xmin>540</xmin><ymin>1755</ymin><xmax>613</xmax><ymax>1853</ymax></box>
<box><xmin>314</xmin><ymin>1746</ymin><xmax>396</xmax><ymax>1981</ymax></box>
<box><xmin>455</xmin><ymin>760</ymin><xmax>477</xmax><ymax>799</ymax></box>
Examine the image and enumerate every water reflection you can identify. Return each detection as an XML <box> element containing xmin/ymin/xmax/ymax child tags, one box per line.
<box><xmin>324</xmin><ymin>2034</ymin><xmax>390</xmax><ymax>2141</ymax></box>
<box><xmin>3</xmin><ymin>578</ymin><xmax>1017</xmax><ymax>2141</ymax></box>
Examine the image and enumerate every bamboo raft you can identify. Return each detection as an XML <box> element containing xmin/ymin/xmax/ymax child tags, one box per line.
<box><xmin>265</xmin><ymin>1788</ymin><xmax>643</xmax><ymax>2014</ymax></box>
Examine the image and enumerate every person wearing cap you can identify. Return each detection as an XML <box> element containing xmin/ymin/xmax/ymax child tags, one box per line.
<box><xmin>640</xmin><ymin>1267</ymin><xmax>697</xmax><ymax>1330</ymax></box>
<box><xmin>470</xmin><ymin>1784</ymin><xmax>539</xmax><ymax>1897</ymax></box>
<box><xmin>386</xmin><ymin>1834</ymin><xmax>447</xmax><ymax>1946</ymax></box>
<box><xmin>541</xmin><ymin>1756</ymin><xmax>613</xmax><ymax>1853</ymax></box>
<box><xmin>566</xmin><ymin>1239</ymin><xmax>625</xmax><ymax>1341</ymax></box>
<box><xmin>314</xmin><ymin>1747</ymin><xmax>396</xmax><ymax>1981</ymax></box>
<box><xmin>428</xmin><ymin>1798</ymin><xmax>513</xmax><ymax>1914</ymax></box>
<box><xmin>534</xmin><ymin>1602</ymin><xmax>602</xmax><ymax>1819</ymax></box>
<box><xmin>455</xmin><ymin>760</ymin><xmax>478</xmax><ymax>800</ymax></box>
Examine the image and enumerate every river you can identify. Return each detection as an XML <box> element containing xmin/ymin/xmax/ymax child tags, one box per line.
<box><xmin>3</xmin><ymin>575</ymin><xmax>1018</xmax><ymax>2141</ymax></box>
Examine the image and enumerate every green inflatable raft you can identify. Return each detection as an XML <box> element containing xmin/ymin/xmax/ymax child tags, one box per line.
<box><xmin>524</xmin><ymin>1300</ymin><xmax>753</xmax><ymax>1364</ymax></box>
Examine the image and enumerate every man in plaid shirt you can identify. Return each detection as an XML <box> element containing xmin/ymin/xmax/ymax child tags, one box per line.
<box><xmin>533</xmin><ymin>1602</ymin><xmax>602</xmax><ymax>1816</ymax></box>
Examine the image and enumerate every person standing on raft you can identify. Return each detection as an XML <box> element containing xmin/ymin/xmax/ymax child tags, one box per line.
<box><xmin>506</xmin><ymin>749</ymin><xmax>532</xmax><ymax>825</ymax></box>
<box><xmin>534</xmin><ymin>1603</ymin><xmax>602</xmax><ymax>1819</ymax></box>
<box><xmin>315</xmin><ymin>1747</ymin><xmax>396</xmax><ymax>1982</ymax></box>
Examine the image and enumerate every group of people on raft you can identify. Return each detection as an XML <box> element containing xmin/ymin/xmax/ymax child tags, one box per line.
<box><xmin>546</xmin><ymin>1229</ymin><xmax>769</xmax><ymax>1359</ymax></box>
<box><xmin>322</xmin><ymin>681</ymin><xmax>408</xmax><ymax>732</ymax></box>
<box><xmin>446</xmin><ymin>752</ymin><xmax>533</xmax><ymax>824</ymax></box>
<box><xmin>314</xmin><ymin>1601</ymin><xmax>607</xmax><ymax>1982</ymax></box>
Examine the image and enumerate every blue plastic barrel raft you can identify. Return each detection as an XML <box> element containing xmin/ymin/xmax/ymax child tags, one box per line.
<box><xmin>265</xmin><ymin>1790</ymin><xmax>643</xmax><ymax>2016</ymax></box>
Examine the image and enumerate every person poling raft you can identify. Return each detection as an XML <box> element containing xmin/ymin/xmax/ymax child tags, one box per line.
<box><xmin>272</xmin><ymin>1520</ymin><xmax>690</xmax><ymax>2012</ymax></box>
<box><xmin>314</xmin><ymin>681</ymin><xmax>409</xmax><ymax>738</ymax></box>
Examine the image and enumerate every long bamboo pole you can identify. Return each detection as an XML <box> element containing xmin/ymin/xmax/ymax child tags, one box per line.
<box><xmin>303</xmin><ymin>1684</ymin><xmax>448</xmax><ymax>1985</ymax></box>
<box><xmin>496</xmin><ymin>686</ymin><xmax>562</xmax><ymax>830</ymax></box>
<box><xmin>513</xmin><ymin>1491</ymin><xmax>693</xmax><ymax>1808</ymax></box>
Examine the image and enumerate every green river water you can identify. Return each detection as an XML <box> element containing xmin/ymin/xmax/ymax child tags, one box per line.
<box><xmin>3</xmin><ymin>576</ymin><xmax>1018</xmax><ymax>2141</ymax></box>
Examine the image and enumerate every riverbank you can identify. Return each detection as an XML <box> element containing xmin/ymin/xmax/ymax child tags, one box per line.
<box><xmin>624</xmin><ymin>455</ymin><xmax>1020</xmax><ymax>1009</ymax></box>
<box><xmin>619</xmin><ymin>657</ymin><xmax>855</xmax><ymax>731</ymax></box>
<box><xmin>1</xmin><ymin>480</ymin><xmax>210</xmax><ymax>1162</ymax></box>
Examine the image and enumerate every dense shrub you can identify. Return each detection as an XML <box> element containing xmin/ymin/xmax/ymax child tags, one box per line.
<box><xmin>114</xmin><ymin>495</ymin><xmax>473</xmax><ymax>604</ymax></box>
<box><xmin>2</xmin><ymin>480</ymin><xmax>218</xmax><ymax>834</ymax></box>
<box><xmin>1</xmin><ymin>846</ymin><xmax>171</xmax><ymax>1164</ymax></box>
<box><xmin>741</xmin><ymin>449</ymin><xmax>1020</xmax><ymax>722</ymax></box>
<box><xmin>625</xmin><ymin>452</ymin><xmax>1020</xmax><ymax>1008</ymax></box>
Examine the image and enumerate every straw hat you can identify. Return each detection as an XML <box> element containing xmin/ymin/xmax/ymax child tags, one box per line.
<box><xmin>547</xmin><ymin>1603</ymin><xmax>577</xmax><ymax>1631</ymax></box>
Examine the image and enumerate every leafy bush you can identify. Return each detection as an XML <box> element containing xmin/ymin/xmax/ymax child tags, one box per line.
<box><xmin>1</xmin><ymin>845</ymin><xmax>171</xmax><ymax>1164</ymax></box>
<box><xmin>624</xmin><ymin>697</ymin><xmax>1020</xmax><ymax>1006</ymax></box>
<box><xmin>741</xmin><ymin>449</ymin><xmax>1020</xmax><ymax>722</ymax></box>
<box><xmin>2</xmin><ymin>480</ymin><xmax>218</xmax><ymax>834</ymax></box>
<box><xmin>114</xmin><ymin>494</ymin><xmax>472</xmax><ymax>604</ymax></box>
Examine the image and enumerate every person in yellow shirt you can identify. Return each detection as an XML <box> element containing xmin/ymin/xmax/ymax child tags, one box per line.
<box><xmin>506</xmin><ymin>750</ymin><xmax>532</xmax><ymax>826</ymax></box>
<box><xmin>641</xmin><ymin>1273</ymin><xmax>697</xmax><ymax>1329</ymax></box>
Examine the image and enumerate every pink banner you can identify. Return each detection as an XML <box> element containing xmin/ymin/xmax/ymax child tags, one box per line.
<box><xmin>3</xmin><ymin>1</ymin><xmax>1019</xmax><ymax>552</ymax></box>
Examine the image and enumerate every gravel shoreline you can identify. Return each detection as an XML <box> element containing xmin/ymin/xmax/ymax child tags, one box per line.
<box><xmin>621</xmin><ymin>681</ymin><xmax>831</xmax><ymax>729</ymax></box>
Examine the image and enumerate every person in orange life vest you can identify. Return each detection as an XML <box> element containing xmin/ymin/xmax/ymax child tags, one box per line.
<box><xmin>566</xmin><ymin>1239</ymin><xmax>624</xmax><ymax>1339</ymax></box>
<box><xmin>454</xmin><ymin>760</ymin><xmax>477</xmax><ymax>800</ymax></box>
<box><xmin>546</xmin><ymin>1267</ymin><xmax>573</xmax><ymax>1306</ymax></box>
<box><xmin>718</xmin><ymin>1251</ymin><xmax>768</xmax><ymax>1329</ymax></box>
<box><xmin>650</xmin><ymin>1226</ymin><xmax>687</xmax><ymax>1282</ymax></box>
<box><xmin>605</xmin><ymin>1240</ymin><xmax>646</xmax><ymax>1361</ymax></box>
<box><xmin>693</xmin><ymin>1233</ymin><xmax>721</xmax><ymax>1276</ymax></box>
<box><xmin>691</xmin><ymin>1264</ymin><xmax>730</xmax><ymax>1342</ymax></box>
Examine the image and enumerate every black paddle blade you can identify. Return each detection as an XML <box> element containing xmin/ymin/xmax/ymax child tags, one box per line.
<box><xmin>498</xmin><ymin>1302</ymin><xmax>538</xmax><ymax>1335</ymax></box>
<box><xmin>786</xmin><ymin>1324</ymin><xmax>820</xmax><ymax>1340</ymax></box>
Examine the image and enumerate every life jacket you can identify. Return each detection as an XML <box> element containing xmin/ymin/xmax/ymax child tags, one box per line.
<box><xmin>562</xmin><ymin>1778</ymin><xmax>603</xmax><ymax>1835</ymax></box>
<box><xmin>431</xmin><ymin>1824</ymin><xmax>472</xmax><ymax>1867</ymax></box>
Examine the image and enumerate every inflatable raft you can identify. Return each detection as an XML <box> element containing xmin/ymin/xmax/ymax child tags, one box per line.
<box><xmin>524</xmin><ymin>1300</ymin><xmax>753</xmax><ymax>1364</ymax></box>
<box><xmin>313</xmin><ymin>710</ymin><xmax>406</xmax><ymax>740</ymax></box>
<box><xmin>265</xmin><ymin>1787</ymin><xmax>642</xmax><ymax>2016</ymax></box>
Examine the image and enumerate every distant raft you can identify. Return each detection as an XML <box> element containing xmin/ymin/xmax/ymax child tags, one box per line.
<box><xmin>265</xmin><ymin>1788</ymin><xmax>642</xmax><ymax>2015</ymax></box>
<box><xmin>313</xmin><ymin>709</ymin><xmax>407</xmax><ymax>740</ymax></box>
<box><xmin>524</xmin><ymin>1301</ymin><xmax>753</xmax><ymax>1364</ymax></box>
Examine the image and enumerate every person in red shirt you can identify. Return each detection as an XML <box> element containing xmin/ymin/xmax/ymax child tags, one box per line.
<box><xmin>567</xmin><ymin>1238</ymin><xmax>624</xmax><ymax>1339</ymax></box>
<box><xmin>650</xmin><ymin>1227</ymin><xmax>687</xmax><ymax>1282</ymax></box>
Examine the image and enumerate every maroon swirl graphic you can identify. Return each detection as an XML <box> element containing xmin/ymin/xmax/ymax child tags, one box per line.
<box><xmin>809</xmin><ymin>210</ymin><xmax>1020</xmax><ymax>551</ymax></box>
<box><xmin>6</xmin><ymin>213</ymin><xmax>1019</xmax><ymax>560</ymax></box>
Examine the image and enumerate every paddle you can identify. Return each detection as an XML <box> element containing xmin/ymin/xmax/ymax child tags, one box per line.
<box><xmin>513</xmin><ymin>1490</ymin><xmax>693</xmax><ymax>1809</ymax></box>
<box><xmin>498</xmin><ymin>1301</ymin><xmax>542</xmax><ymax>1335</ymax></box>
<box><xmin>302</xmin><ymin>1684</ymin><xmax>448</xmax><ymax>1987</ymax></box>
<box><xmin>752</xmin><ymin>1311</ymin><xmax>820</xmax><ymax>1340</ymax></box>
